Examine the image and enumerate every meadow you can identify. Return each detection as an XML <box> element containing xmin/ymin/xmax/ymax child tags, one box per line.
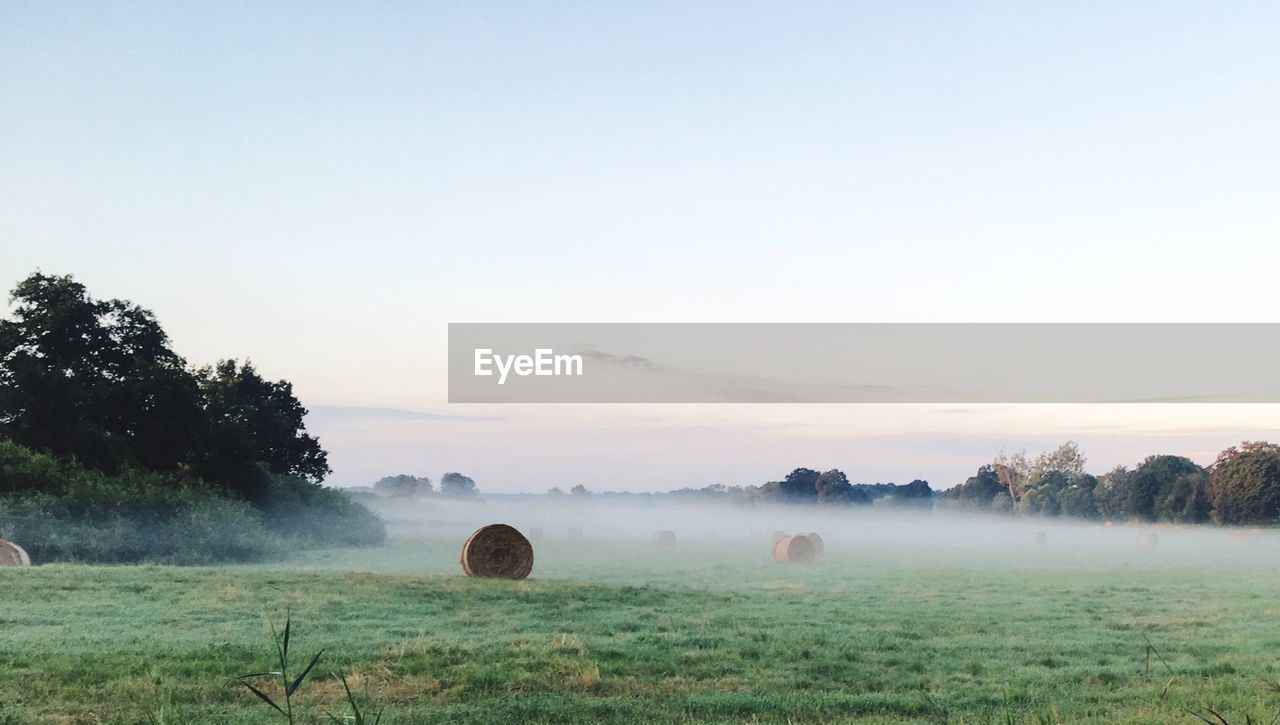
<box><xmin>2</xmin><ymin>504</ymin><xmax>1279</xmax><ymax>723</ymax></box>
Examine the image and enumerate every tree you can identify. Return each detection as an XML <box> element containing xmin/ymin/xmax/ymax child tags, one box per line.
<box><xmin>570</xmin><ymin>484</ymin><xmax>592</xmax><ymax>499</ymax></box>
<box><xmin>1154</xmin><ymin>470</ymin><xmax>1211</xmax><ymax>523</ymax></box>
<box><xmin>1100</xmin><ymin>455</ymin><xmax>1207</xmax><ymax>522</ymax></box>
<box><xmin>994</xmin><ymin>442</ymin><xmax>1086</xmax><ymax>512</ymax></box>
<box><xmin>545</xmin><ymin>486</ymin><xmax>567</xmax><ymax>499</ymax></box>
<box><xmin>1057</xmin><ymin>473</ymin><xmax>1100</xmax><ymax>519</ymax></box>
<box><xmin>195</xmin><ymin>359</ymin><xmax>330</xmax><ymax>500</ymax></box>
<box><xmin>440</xmin><ymin>472</ymin><xmax>479</xmax><ymax>499</ymax></box>
<box><xmin>885</xmin><ymin>479</ymin><xmax>933</xmax><ymax>508</ymax></box>
<box><xmin>778</xmin><ymin>468</ymin><xmax>820</xmax><ymax>502</ymax></box>
<box><xmin>814</xmin><ymin>469</ymin><xmax>871</xmax><ymax>505</ymax></box>
<box><xmin>943</xmin><ymin>466</ymin><xmax>1004</xmax><ymax>509</ymax></box>
<box><xmin>1210</xmin><ymin>441</ymin><xmax>1280</xmax><ymax>525</ymax></box>
<box><xmin>0</xmin><ymin>273</ymin><xmax>205</xmax><ymax>475</ymax></box>
<box><xmin>373</xmin><ymin>474</ymin><xmax>432</xmax><ymax>498</ymax></box>
<box><xmin>1093</xmin><ymin>466</ymin><xmax>1129</xmax><ymax>521</ymax></box>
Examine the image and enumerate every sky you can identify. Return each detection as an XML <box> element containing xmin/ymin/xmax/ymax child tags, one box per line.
<box><xmin>2</xmin><ymin>2</ymin><xmax>1279</xmax><ymax>491</ymax></box>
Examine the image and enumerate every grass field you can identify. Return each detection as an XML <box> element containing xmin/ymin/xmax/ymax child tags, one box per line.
<box><xmin>3</xmin><ymin>510</ymin><xmax>1280</xmax><ymax>723</ymax></box>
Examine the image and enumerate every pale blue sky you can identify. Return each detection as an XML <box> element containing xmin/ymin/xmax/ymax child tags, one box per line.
<box><xmin>3</xmin><ymin>2</ymin><xmax>1279</xmax><ymax>489</ymax></box>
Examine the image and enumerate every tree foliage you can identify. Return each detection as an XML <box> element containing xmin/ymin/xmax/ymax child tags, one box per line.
<box><xmin>0</xmin><ymin>273</ymin><xmax>329</xmax><ymax>502</ymax></box>
<box><xmin>1210</xmin><ymin>441</ymin><xmax>1280</xmax><ymax>525</ymax></box>
<box><xmin>440</xmin><ymin>472</ymin><xmax>479</xmax><ymax>499</ymax></box>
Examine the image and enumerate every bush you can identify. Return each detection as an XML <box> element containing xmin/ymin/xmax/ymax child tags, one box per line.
<box><xmin>260</xmin><ymin>470</ymin><xmax>387</xmax><ymax>548</ymax></box>
<box><xmin>0</xmin><ymin>440</ymin><xmax>384</xmax><ymax>564</ymax></box>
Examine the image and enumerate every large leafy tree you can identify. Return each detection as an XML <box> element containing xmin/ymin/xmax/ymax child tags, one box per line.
<box><xmin>1210</xmin><ymin>441</ymin><xmax>1280</xmax><ymax>525</ymax></box>
<box><xmin>195</xmin><ymin>360</ymin><xmax>330</xmax><ymax>498</ymax></box>
<box><xmin>0</xmin><ymin>272</ymin><xmax>329</xmax><ymax>501</ymax></box>
<box><xmin>0</xmin><ymin>273</ymin><xmax>203</xmax><ymax>473</ymax></box>
<box><xmin>1108</xmin><ymin>455</ymin><xmax>1208</xmax><ymax>522</ymax></box>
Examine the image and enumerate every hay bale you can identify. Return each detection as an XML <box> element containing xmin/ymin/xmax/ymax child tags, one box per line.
<box><xmin>567</xmin><ymin>526</ymin><xmax>584</xmax><ymax>539</ymax></box>
<box><xmin>651</xmin><ymin>530</ymin><xmax>677</xmax><ymax>546</ymax></box>
<box><xmin>1136</xmin><ymin>531</ymin><xmax>1159</xmax><ymax>550</ymax></box>
<box><xmin>528</xmin><ymin>527</ymin><xmax>544</xmax><ymax>540</ymax></box>
<box><xmin>1033</xmin><ymin>531</ymin><xmax>1048</xmax><ymax>547</ymax></box>
<box><xmin>460</xmin><ymin>524</ymin><xmax>534</xmax><ymax>579</ymax></box>
<box><xmin>0</xmin><ymin>540</ymin><xmax>31</xmax><ymax>567</ymax></box>
<box><xmin>772</xmin><ymin>534</ymin><xmax>816</xmax><ymax>564</ymax></box>
<box><xmin>805</xmin><ymin>532</ymin><xmax>825</xmax><ymax>555</ymax></box>
<box><xmin>1225</xmin><ymin>529</ymin><xmax>1258</xmax><ymax>545</ymax></box>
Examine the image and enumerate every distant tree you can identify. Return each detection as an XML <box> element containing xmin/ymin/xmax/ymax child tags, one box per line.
<box><xmin>888</xmin><ymin>479</ymin><xmax>933</xmax><ymax>508</ymax></box>
<box><xmin>570</xmin><ymin>484</ymin><xmax>592</xmax><ymax>499</ymax></box>
<box><xmin>1210</xmin><ymin>441</ymin><xmax>1280</xmax><ymax>525</ymax></box>
<box><xmin>1057</xmin><ymin>473</ymin><xmax>1100</xmax><ymax>519</ymax></box>
<box><xmin>989</xmin><ymin>491</ymin><xmax>1013</xmax><ymax>514</ymax></box>
<box><xmin>545</xmin><ymin>486</ymin><xmax>567</xmax><ymax>499</ymax></box>
<box><xmin>440</xmin><ymin>472</ymin><xmax>479</xmax><ymax>499</ymax></box>
<box><xmin>778</xmin><ymin>467</ymin><xmax>820</xmax><ymax>502</ymax></box>
<box><xmin>814</xmin><ymin>469</ymin><xmax>871</xmax><ymax>505</ymax></box>
<box><xmin>1154</xmin><ymin>470</ymin><xmax>1211</xmax><ymax>523</ymax></box>
<box><xmin>1109</xmin><ymin>455</ymin><xmax>1206</xmax><ymax>522</ymax></box>
<box><xmin>994</xmin><ymin>442</ymin><xmax>1085</xmax><ymax>512</ymax></box>
<box><xmin>0</xmin><ymin>272</ymin><xmax>204</xmax><ymax>475</ymax></box>
<box><xmin>373</xmin><ymin>474</ymin><xmax>433</xmax><ymax>498</ymax></box>
<box><xmin>944</xmin><ymin>466</ymin><xmax>1004</xmax><ymax>508</ymax></box>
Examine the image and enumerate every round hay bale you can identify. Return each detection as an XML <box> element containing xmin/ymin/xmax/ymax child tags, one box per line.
<box><xmin>805</xmin><ymin>532</ymin><xmax>825</xmax><ymax>555</ymax></box>
<box><xmin>1136</xmin><ymin>531</ymin><xmax>1159</xmax><ymax>550</ymax></box>
<box><xmin>772</xmin><ymin>534</ymin><xmax>816</xmax><ymax>564</ymax></box>
<box><xmin>528</xmin><ymin>527</ymin><xmax>544</xmax><ymax>540</ymax></box>
<box><xmin>0</xmin><ymin>540</ymin><xmax>31</xmax><ymax>567</ymax></box>
<box><xmin>460</xmin><ymin>524</ymin><xmax>534</xmax><ymax>579</ymax></box>
<box><xmin>1225</xmin><ymin>529</ymin><xmax>1258</xmax><ymax>545</ymax></box>
<box><xmin>1033</xmin><ymin>531</ymin><xmax>1048</xmax><ymax>547</ymax></box>
<box><xmin>651</xmin><ymin>530</ymin><xmax>677</xmax><ymax>546</ymax></box>
<box><xmin>567</xmin><ymin>526</ymin><xmax>584</xmax><ymax>539</ymax></box>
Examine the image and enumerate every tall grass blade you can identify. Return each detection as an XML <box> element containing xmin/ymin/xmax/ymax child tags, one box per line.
<box><xmin>287</xmin><ymin>650</ymin><xmax>324</xmax><ymax>697</ymax></box>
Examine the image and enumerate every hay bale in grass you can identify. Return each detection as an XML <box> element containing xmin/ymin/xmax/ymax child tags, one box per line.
<box><xmin>0</xmin><ymin>540</ymin><xmax>31</xmax><ymax>567</ymax></box>
<box><xmin>805</xmin><ymin>532</ymin><xmax>825</xmax><ymax>555</ymax></box>
<box><xmin>651</xmin><ymin>530</ymin><xmax>677</xmax><ymax>546</ymax></box>
<box><xmin>567</xmin><ymin>526</ymin><xmax>584</xmax><ymax>539</ymax></box>
<box><xmin>1225</xmin><ymin>529</ymin><xmax>1258</xmax><ymax>545</ymax></box>
<box><xmin>460</xmin><ymin>524</ymin><xmax>534</xmax><ymax>579</ymax></box>
<box><xmin>772</xmin><ymin>534</ymin><xmax>816</xmax><ymax>564</ymax></box>
<box><xmin>1136</xmin><ymin>531</ymin><xmax>1159</xmax><ymax>550</ymax></box>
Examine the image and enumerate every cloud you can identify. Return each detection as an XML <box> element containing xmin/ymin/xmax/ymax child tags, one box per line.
<box><xmin>307</xmin><ymin>406</ymin><xmax>500</xmax><ymax>425</ymax></box>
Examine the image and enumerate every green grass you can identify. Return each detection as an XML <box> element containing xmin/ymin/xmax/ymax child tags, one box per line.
<box><xmin>2</xmin><ymin>533</ymin><xmax>1280</xmax><ymax>723</ymax></box>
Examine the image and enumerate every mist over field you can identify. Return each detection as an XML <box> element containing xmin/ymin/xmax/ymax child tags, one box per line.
<box><xmin>350</xmin><ymin>495</ymin><xmax>1279</xmax><ymax>576</ymax></box>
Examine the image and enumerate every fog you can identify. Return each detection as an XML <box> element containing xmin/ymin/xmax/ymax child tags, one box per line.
<box><xmin>355</xmin><ymin>495</ymin><xmax>1278</xmax><ymax>577</ymax></box>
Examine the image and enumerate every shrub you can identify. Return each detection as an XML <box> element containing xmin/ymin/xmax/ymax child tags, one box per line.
<box><xmin>0</xmin><ymin>440</ymin><xmax>383</xmax><ymax>563</ymax></box>
<box><xmin>260</xmin><ymin>471</ymin><xmax>387</xmax><ymax>548</ymax></box>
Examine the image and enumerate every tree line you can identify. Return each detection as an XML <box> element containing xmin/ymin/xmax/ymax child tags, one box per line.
<box><xmin>657</xmin><ymin>469</ymin><xmax>935</xmax><ymax>507</ymax></box>
<box><xmin>369</xmin><ymin>472</ymin><xmax>479</xmax><ymax>498</ymax></box>
<box><xmin>941</xmin><ymin>441</ymin><xmax>1280</xmax><ymax>525</ymax></box>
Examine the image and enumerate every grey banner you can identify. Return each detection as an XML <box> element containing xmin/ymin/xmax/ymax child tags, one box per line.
<box><xmin>448</xmin><ymin>323</ymin><xmax>1280</xmax><ymax>403</ymax></box>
